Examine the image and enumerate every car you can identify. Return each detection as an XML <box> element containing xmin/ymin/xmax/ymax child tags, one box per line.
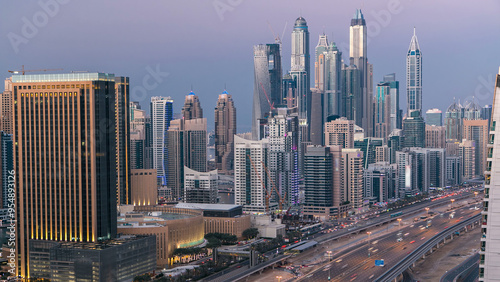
<box><xmin>421</xmin><ymin>237</ymin><xmax>425</xmax><ymax>240</ymax></box>
<box><xmin>402</xmin><ymin>246</ymin><xmax>407</xmax><ymax>250</ymax></box>
<box><xmin>410</xmin><ymin>240</ymin><xmax>416</xmax><ymax>244</ymax></box>
<box><xmin>404</xmin><ymin>233</ymin><xmax>410</xmax><ymax>236</ymax></box>
<box><xmin>336</xmin><ymin>259</ymin><xmax>343</xmax><ymax>263</ymax></box>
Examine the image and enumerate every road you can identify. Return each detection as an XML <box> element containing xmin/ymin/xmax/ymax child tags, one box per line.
<box><xmin>298</xmin><ymin>205</ymin><xmax>481</xmax><ymax>281</ymax></box>
<box><xmin>440</xmin><ymin>253</ymin><xmax>479</xmax><ymax>282</ymax></box>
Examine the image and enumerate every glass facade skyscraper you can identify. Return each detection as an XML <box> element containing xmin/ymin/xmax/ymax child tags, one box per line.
<box><xmin>252</xmin><ymin>44</ymin><xmax>282</xmax><ymax>140</ymax></box>
<box><xmin>407</xmin><ymin>28</ymin><xmax>423</xmax><ymax>115</ymax></box>
<box><xmin>151</xmin><ymin>96</ymin><xmax>174</xmax><ymax>185</ymax></box>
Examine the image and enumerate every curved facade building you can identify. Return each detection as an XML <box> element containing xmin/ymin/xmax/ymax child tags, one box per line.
<box><xmin>118</xmin><ymin>206</ymin><xmax>204</xmax><ymax>267</ymax></box>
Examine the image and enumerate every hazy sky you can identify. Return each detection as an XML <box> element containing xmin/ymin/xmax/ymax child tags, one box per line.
<box><xmin>1</xmin><ymin>0</ymin><xmax>499</xmax><ymax>132</ymax></box>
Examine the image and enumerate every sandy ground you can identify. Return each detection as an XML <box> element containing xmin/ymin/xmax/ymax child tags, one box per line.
<box><xmin>410</xmin><ymin>226</ymin><xmax>480</xmax><ymax>282</ymax></box>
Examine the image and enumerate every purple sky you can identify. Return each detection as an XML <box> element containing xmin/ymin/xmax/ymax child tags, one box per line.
<box><xmin>1</xmin><ymin>0</ymin><xmax>500</xmax><ymax>132</ymax></box>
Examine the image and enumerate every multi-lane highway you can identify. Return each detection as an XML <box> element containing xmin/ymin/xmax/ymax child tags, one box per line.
<box><xmin>299</xmin><ymin>204</ymin><xmax>481</xmax><ymax>281</ymax></box>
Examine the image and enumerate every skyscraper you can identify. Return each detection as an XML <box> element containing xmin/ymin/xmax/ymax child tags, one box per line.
<box><xmin>480</xmin><ymin>68</ymin><xmax>500</xmax><ymax>281</ymax></box>
<box><xmin>214</xmin><ymin>90</ymin><xmax>236</xmax><ymax>173</ymax></box>
<box><xmin>463</xmin><ymin>119</ymin><xmax>488</xmax><ymax>178</ymax></box>
<box><xmin>341</xmin><ymin>149</ymin><xmax>364</xmax><ymax>210</ymax></box>
<box><xmin>426</xmin><ymin>108</ymin><xmax>443</xmax><ymax>126</ymax></box>
<box><xmin>425</xmin><ymin>124</ymin><xmax>446</xmax><ymax>148</ymax></box>
<box><xmin>459</xmin><ymin>139</ymin><xmax>476</xmax><ymax>181</ymax></box>
<box><xmin>403</xmin><ymin>110</ymin><xmax>426</xmax><ymax>148</ymax></box>
<box><xmin>291</xmin><ymin>16</ymin><xmax>310</xmax><ymax>118</ymax></box>
<box><xmin>341</xmin><ymin>65</ymin><xmax>362</xmax><ymax>124</ymax></box>
<box><xmin>115</xmin><ymin>76</ymin><xmax>131</xmax><ymax>205</ymax></box>
<box><xmin>184</xmin><ymin>167</ymin><xmax>218</xmax><ymax>204</ymax></box>
<box><xmin>12</xmin><ymin>73</ymin><xmax>118</xmax><ymax>277</ymax></box>
<box><xmin>310</xmin><ymin>88</ymin><xmax>324</xmax><ymax>145</ymax></box>
<box><xmin>234</xmin><ymin>135</ymin><xmax>276</xmax><ymax>212</ymax></box>
<box><xmin>383</xmin><ymin>73</ymin><xmax>401</xmax><ymax>132</ymax></box>
<box><xmin>182</xmin><ymin>91</ymin><xmax>203</xmax><ymax>120</ymax></box>
<box><xmin>350</xmin><ymin>9</ymin><xmax>372</xmax><ymax>136</ymax></box>
<box><xmin>266</xmin><ymin>109</ymin><xmax>300</xmax><ymax>208</ymax></box>
<box><xmin>130</xmin><ymin>101</ymin><xmax>147</xmax><ymax>169</ymax></box>
<box><xmin>324</xmin><ymin>117</ymin><xmax>354</xmax><ymax>148</ymax></box>
<box><xmin>407</xmin><ymin>28</ymin><xmax>423</xmax><ymax>115</ymax></box>
<box><xmin>0</xmin><ymin>131</ymin><xmax>13</xmax><ymax>209</ymax></box>
<box><xmin>445</xmin><ymin>99</ymin><xmax>464</xmax><ymax>141</ymax></box>
<box><xmin>151</xmin><ymin>96</ymin><xmax>174</xmax><ymax>185</ymax></box>
<box><xmin>374</xmin><ymin>82</ymin><xmax>391</xmax><ymax>138</ymax></box>
<box><xmin>1</xmin><ymin>78</ymin><xmax>13</xmax><ymax>134</ymax></box>
<box><xmin>166</xmin><ymin>118</ymin><xmax>207</xmax><ymax>201</ymax></box>
<box><xmin>315</xmin><ymin>35</ymin><xmax>342</xmax><ymax>118</ymax></box>
<box><xmin>252</xmin><ymin>44</ymin><xmax>282</xmax><ymax>139</ymax></box>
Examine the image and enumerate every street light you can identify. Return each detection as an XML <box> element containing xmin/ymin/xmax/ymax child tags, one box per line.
<box><xmin>367</xmin><ymin>231</ymin><xmax>372</xmax><ymax>257</ymax></box>
<box><xmin>451</xmin><ymin>199</ymin><xmax>455</xmax><ymax>209</ymax></box>
<box><xmin>425</xmin><ymin>207</ymin><xmax>430</xmax><ymax>216</ymax></box>
<box><xmin>276</xmin><ymin>275</ymin><xmax>282</xmax><ymax>282</ymax></box>
<box><xmin>397</xmin><ymin>218</ymin><xmax>402</xmax><ymax>229</ymax></box>
<box><xmin>326</xmin><ymin>250</ymin><xmax>332</xmax><ymax>261</ymax></box>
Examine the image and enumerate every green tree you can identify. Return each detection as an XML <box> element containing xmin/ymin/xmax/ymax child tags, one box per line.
<box><xmin>133</xmin><ymin>273</ymin><xmax>151</xmax><ymax>282</ymax></box>
<box><xmin>242</xmin><ymin>228</ymin><xmax>259</xmax><ymax>240</ymax></box>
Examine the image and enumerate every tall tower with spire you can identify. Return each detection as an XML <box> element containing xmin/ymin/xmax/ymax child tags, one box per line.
<box><xmin>349</xmin><ymin>9</ymin><xmax>372</xmax><ymax>136</ymax></box>
<box><xmin>182</xmin><ymin>91</ymin><xmax>203</xmax><ymax>120</ymax></box>
<box><xmin>291</xmin><ymin>16</ymin><xmax>310</xmax><ymax>121</ymax></box>
<box><xmin>407</xmin><ymin>28</ymin><xmax>422</xmax><ymax>115</ymax></box>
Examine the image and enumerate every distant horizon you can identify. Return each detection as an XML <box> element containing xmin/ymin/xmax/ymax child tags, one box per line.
<box><xmin>1</xmin><ymin>0</ymin><xmax>499</xmax><ymax>133</ymax></box>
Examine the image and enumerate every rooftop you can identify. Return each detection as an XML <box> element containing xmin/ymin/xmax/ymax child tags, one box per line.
<box><xmin>175</xmin><ymin>203</ymin><xmax>241</xmax><ymax>211</ymax></box>
<box><xmin>12</xmin><ymin>72</ymin><xmax>115</xmax><ymax>83</ymax></box>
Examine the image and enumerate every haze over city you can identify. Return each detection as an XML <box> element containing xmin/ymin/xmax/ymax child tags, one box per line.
<box><xmin>1</xmin><ymin>0</ymin><xmax>499</xmax><ymax>132</ymax></box>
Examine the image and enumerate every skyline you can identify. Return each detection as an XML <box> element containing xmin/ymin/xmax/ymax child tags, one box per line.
<box><xmin>1</xmin><ymin>1</ymin><xmax>500</xmax><ymax>133</ymax></box>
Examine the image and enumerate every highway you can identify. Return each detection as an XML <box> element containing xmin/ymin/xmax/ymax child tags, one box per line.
<box><xmin>298</xmin><ymin>204</ymin><xmax>481</xmax><ymax>282</ymax></box>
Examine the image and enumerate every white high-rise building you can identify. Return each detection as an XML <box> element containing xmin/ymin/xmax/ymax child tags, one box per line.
<box><xmin>407</xmin><ymin>28</ymin><xmax>423</xmax><ymax>115</ymax></box>
<box><xmin>150</xmin><ymin>96</ymin><xmax>173</xmax><ymax>185</ymax></box>
<box><xmin>480</xmin><ymin>68</ymin><xmax>500</xmax><ymax>281</ymax></box>
<box><xmin>234</xmin><ymin>135</ymin><xmax>276</xmax><ymax>212</ymax></box>
<box><xmin>291</xmin><ymin>16</ymin><xmax>310</xmax><ymax>121</ymax></box>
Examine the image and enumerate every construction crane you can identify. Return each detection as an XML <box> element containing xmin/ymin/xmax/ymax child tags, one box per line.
<box><xmin>263</xmin><ymin>163</ymin><xmax>287</xmax><ymax>211</ymax></box>
<box><xmin>8</xmin><ymin>65</ymin><xmax>63</xmax><ymax>75</ymax></box>
<box><xmin>247</xmin><ymin>154</ymin><xmax>278</xmax><ymax>213</ymax></box>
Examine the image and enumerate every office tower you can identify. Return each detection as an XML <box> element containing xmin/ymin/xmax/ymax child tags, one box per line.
<box><xmin>407</xmin><ymin>28</ymin><xmax>423</xmax><ymax>114</ymax></box>
<box><xmin>215</xmin><ymin>90</ymin><xmax>237</xmax><ymax>173</ymax></box>
<box><xmin>11</xmin><ymin>73</ymin><xmax>118</xmax><ymax>277</ymax></box>
<box><xmin>341</xmin><ymin>149</ymin><xmax>364</xmax><ymax>210</ymax></box>
<box><xmin>374</xmin><ymin>82</ymin><xmax>391</xmax><ymax>138</ymax></box>
<box><xmin>375</xmin><ymin>145</ymin><xmax>390</xmax><ymax>163</ymax></box>
<box><xmin>324</xmin><ymin>117</ymin><xmax>354</xmax><ymax>148</ymax></box>
<box><xmin>396</xmin><ymin>150</ymin><xmax>416</xmax><ymax>198</ymax></box>
<box><xmin>445</xmin><ymin>156</ymin><xmax>461</xmax><ymax>186</ymax></box>
<box><xmin>459</xmin><ymin>139</ymin><xmax>476</xmax><ymax>181</ymax></box>
<box><xmin>445</xmin><ymin>99</ymin><xmax>464</xmax><ymax>141</ymax></box>
<box><xmin>1</xmin><ymin>78</ymin><xmax>13</xmax><ymax>134</ymax></box>
<box><xmin>115</xmin><ymin>76</ymin><xmax>131</xmax><ymax>205</ymax></box>
<box><xmin>0</xmin><ymin>132</ymin><xmax>13</xmax><ymax>208</ymax></box>
<box><xmin>184</xmin><ymin>167</ymin><xmax>218</xmax><ymax>204</ymax></box>
<box><xmin>144</xmin><ymin>116</ymin><xmax>153</xmax><ymax>169</ymax></box>
<box><xmin>425</xmin><ymin>125</ymin><xmax>446</xmax><ymax>148</ymax></box>
<box><xmin>463</xmin><ymin>119</ymin><xmax>488</xmax><ymax>177</ymax></box>
<box><xmin>364</xmin><ymin>162</ymin><xmax>396</xmax><ymax>202</ymax></box>
<box><xmin>151</xmin><ymin>96</ymin><xmax>174</xmax><ymax>185</ymax></box>
<box><xmin>480</xmin><ymin>68</ymin><xmax>500</xmax><ymax>281</ymax></box>
<box><xmin>267</xmin><ymin>109</ymin><xmax>299</xmax><ymax>208</ymax></box>
<box><xmin>291</xmin><ymin>16</ymin><xmax>310</xmax><ymax>118</ymax></box>
<box><xmin>282</xmin><ymin>73</ymin><xmax>297</xmax><ymax>109</ymax></box>
<box><xmin>315</xmin><ymin>34</ymin><xmax>329</xmax><ymax>91</ymax></box>
<box><xmin>341</xmin><ymin>65</ymin><xmax>362</xmax><ymax>125</ymax></box>
<box><xmin>234</xmin><ymin>135</ymin><xmax>276</xmax><ymax>212</ymax></box>
<box><xmin>481</xmin><ymin>104</ymin><xmax>492</xmax><ymax>130</ymax></box>
<box><xmin>310</xmin><ymin>88</ymin><xmax>324</xmax><ymax>145</ymax></box>
<box><xmin>383</xmin><ymin>73</ymin><xmax>401</xmax><ymax>131</ymax></box>
<box><xmin>350</xmin><ymin>9</ymin><xmax>372</xmax><ymax>136</ymax></box>
<box><xmin>130</xmin><ymin>102</ymin><xmax>147</xmax><ymax>169</ymax></box>
<box><xmin>354</xmin><ymin>137</ymin><xmax>384</xmax><ymax>168</ymax></box>
<box><xmin>463</xmin><ymin>99</ymin><xmax>482</xmax><ymax>120</ymax></box>
<box><xmin>426</xmin><ymin>108</ymin><xmax>443</xmax><ymax>126</ymax></box>
<box><xmin>166</xmin><ymin>118</ymin><xmax>207</xmax><ymax>201</ymax></box>
<box><xmin>388</xmin><ymin>129</ymin><xmax>403</xmax><ymax>164</ymax></box>
<box><xmin>315</xmin><ymin>35</ymin><xmax>342</xmax><ymax>117</ymax></box>
<box><xmin>446</xmin><ymin>139</ymin><xmax>461</xmax><ymax>156</ymax></box>
<box><xmin>303</xmin><ymin>145</ymin><xmax>347</xmax><ymax>218</ymax></box>
<box><xmin>252</xmin><ymin>44</ymin><xmax>282</xmax><ymax>139</ymax></box>
<box><xmin>182</xmin><ymin>91</ymin><xmax>203</xmax><ymax>120</ymax></box>
<box><xmin>403</xmin><ymin>109</ymin><xmax>425</xmax><ymax>148</ymax></box>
